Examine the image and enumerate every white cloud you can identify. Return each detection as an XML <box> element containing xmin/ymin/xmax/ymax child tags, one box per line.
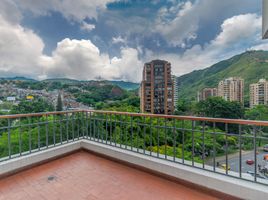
<box><xmin>110</xmin><ymin>48</ymin><xmax>142</xmax><ymax>82</ymax></box>
<box><xmin>211</xmin><ymin>14</ymin><xmax>261</xmax><ymax>48</ymax></box>
<box><xmin>155</xmin><ymin>1</ymin><xmax>197</xmax><ymax>47</ymax></box>
<box><xmin>155</xmin><ymin>0</ymin><xmax>259</xmax><ymax>47</ymax></box>
<box><xmin>0</xmin><ymin>0</ymin><xmax>22</xmax><ymax>24</ymax></box>
<box><xmin>80</xmin><ymin>21</ymin><xmax>95</xmax><ymax>32</ymax></box>
<box><xmin>42</xmin><ymin>39</ymin><xmax>111</xmax><ymax>80</ymax></box>
<box><xmin>148</xmin><ymin>13</ymin><xmax>263</xmax><ymax>76</ymax></box>
<box><xmin>0</xmin><ymin>15</ymin><xmax>45</xmax><ymax>77</ymax></box>
<box><xmin>112</xmin><ymin>36</ymin><xmax>126</xmax><ymax>44</ymax></box>
<box><xmin>41</xmin><ymin>39</ymin><xmax>142</xmax><ymax>82</ymax></box>
<box><xmin>0</xmin><ymin>11</ymin><xmax>264</xmax><ymax>82</ymax></box>
<box><xmin>0</xmin><ymin>1</ymin><xmax>143</xmax><ymax>82</ymax></box>
<box><xmin>15</xmin><ymin>0</ymin><xmax>117</xmax><ymax>22</ymax></box>
<box><xmin>0</xmin><ymin>0</ymin><xmax>266</xmax><ymax>83</ymax></box>
<box><xmin>0</xmin><ymin>1</ymin><xmax>142</xmax><ymax>82</ymax></box>
<box><xmin>250</xmin><ymin>42</ymin><xmax>268</xmax><ymax>51</ymax></box>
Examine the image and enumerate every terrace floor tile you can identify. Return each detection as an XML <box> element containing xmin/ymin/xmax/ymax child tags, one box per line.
<box><xmin>0</xmin><ymin>151</ymin><xmax>219</xmax><ymax>200</ymax></box>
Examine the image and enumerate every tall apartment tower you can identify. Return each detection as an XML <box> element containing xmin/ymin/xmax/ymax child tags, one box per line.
<box><xmin>172</xmin><ymin>75</ymin><xmax>179</xmax><ymax>110</ymax></box>
<box><xmin>197</xmin><ymin>88</ymin><xmax>218</xmax><ymax>102</ymax></box>
<box><xmin>140</xmin><ymin>60</ymin><xmax>174</xmax><ymax>115</ymax></box>
<box><xmin>218</xmin><ymin>77</ymin><xmax>244</xmax><ymax>104</ymax></box>
<box><xmin>250</xmin><ymin>79</ymin><xmax>268</xmax><ymax>108</ymax></box>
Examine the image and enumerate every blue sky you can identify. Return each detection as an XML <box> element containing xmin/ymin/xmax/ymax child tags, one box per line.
<box><xmin>0</xmin><ymin>0</ymin><xmax>267</xmax><ymax>82</ymax></box>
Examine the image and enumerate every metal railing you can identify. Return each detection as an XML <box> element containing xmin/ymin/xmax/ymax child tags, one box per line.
<box><xmin>1</xmin><ymin>110</ymin><xmax>268</xmax><ymax>185</ymax></box>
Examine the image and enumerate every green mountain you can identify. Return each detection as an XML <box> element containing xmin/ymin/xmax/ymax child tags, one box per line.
<box><xmin>109</xmin><ymin>81</ymin><xmax>139</xmax><ymax>90</ymax></box>
<box><xmin>42</xmin><ymin>78</ymin><xmax>80</xmax><ymax>84</ymax></box>
<box><xmin>178</xmin><ymin>50</ymin><xmax>268</xmax><ymax>103</ymax></box>
<box><xmin>0</xmin><ymin>76</ymin><xmax>37</xmax><ymax>82</ymax></box>
<box><xmin>41</xmin><ymin>79</ymin><xmax>139</xmax><ymax>90</ymax></box>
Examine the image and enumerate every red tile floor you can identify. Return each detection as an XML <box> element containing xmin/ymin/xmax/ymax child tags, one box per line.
<box><xmin>0</xmin><ymin>151</ymin><xmax>220</xmax><ymax>200</ymax></box>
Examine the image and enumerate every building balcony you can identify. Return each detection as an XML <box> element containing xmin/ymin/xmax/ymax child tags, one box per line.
<box><xmin>0</xmin><ymin>111</ymin><xmax>268</xmax><ymax>199</ymax></box>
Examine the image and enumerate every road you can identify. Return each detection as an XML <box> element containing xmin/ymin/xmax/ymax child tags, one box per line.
<box><xmin>206</xmin><ymin>150</ymin><xmax>268</xmax><ymax>173</ymax></box>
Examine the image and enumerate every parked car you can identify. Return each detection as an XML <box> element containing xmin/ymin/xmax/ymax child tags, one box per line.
<box><xmin>263</xmin><ymin>144</ymin><xmax>268</xmax><ymax>152</ymax></box>
<box><xmin>246</xmin><ymin>159</ymin><xmax>254</xmax><ymax>165</ymax></box>
<box><xmin>220</xmin><ymin>164</ymin><xmax>230</xmax><ymax>170</ymax></box>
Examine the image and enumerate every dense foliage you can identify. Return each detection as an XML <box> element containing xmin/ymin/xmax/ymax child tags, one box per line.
<box><xmin>195</xmin><ymin>97</ymin><xmax>244</xmax><ymax>119</ymax></box>
<box><xmin>95</xmin><ymin>96</ymin><xmax>140</xmax><ymax>112</ymax></box>
<box><xmin>245</xmin><ymin>105</ymin><xmax>268</xmax><ymax>121</ymax></box>
<box><xmin>0</xmin><ymin>112</ymin><xmax>242</xmax><ymax>163</ymax></box>
<box><xmin>74</xmin><ymin>84</ymin><xmax>128</xmax><ymax>106</ymax></box>
<box><xmin>11</xmin><ymin>99</ymin><xmax>54</xmax><ymax>114</ymax></box>
<box><xmin>175</xmin><ymin>99</ymin><xmax>195</xmax><ymax>115</ymax></box>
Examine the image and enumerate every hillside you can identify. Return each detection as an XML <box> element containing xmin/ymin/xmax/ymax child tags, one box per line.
<box><xmin>0</xmin><ymin>77</ymin><xmax>37</xmax><ymax>82</ymax></box>
<box><xmin>178</xmin><ymin>50</ymin><xmax>268</xmax><ymax>102</ymax></box>
<box><xmin>109</xmin><ymin>81</ymin><xmax>139</xmax><ymax>90</ymax></box>
<box><xmin>42</xmin><ymin>78</ymin><xmax>80</xmax><ymax>84</ymax></box>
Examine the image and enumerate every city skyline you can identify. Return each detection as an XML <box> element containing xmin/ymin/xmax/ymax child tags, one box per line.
<box><xmin>0</xmin><ymin>0</ymin><xmax>267</xmax><ymax>82</ymax></box>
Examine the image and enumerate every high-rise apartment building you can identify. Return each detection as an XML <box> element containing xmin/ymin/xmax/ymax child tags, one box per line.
<box><xmin>250</xmin><ymin>79</ymin><xmax>268</xmax><ymax>108</ymax></box>
<box><xmin>197</xmin><ymin>88</ymin><xmax>218</xmax><ymax>102</ymax></box>
<box><xmin>140</xmin><ymin>60</ymin><xmax>174</xmax><ymax>115</ymax></box>
<box><xmin>218</xmin><ymin>77</ymin><xmax>244</xmax><ymax>104</ymax></box>
<box><xmin>172</xmin><ymin>75</ymin><xmax>179</xmax><ymax>110</ymax></box>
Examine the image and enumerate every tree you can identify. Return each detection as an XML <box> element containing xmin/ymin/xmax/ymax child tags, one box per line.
<box><xmin>195</xmin><ymin>97</ymin><xmax>244</xmax><ymax>119</ymax></box>
<box><xmin>11</xmin><ymin>98</ymin><xmax>54</xmax><ymax>114</ymax></box>
<box><xmin>245</xmin><ymin>105</ymin><xmax>268</xmax><ymax>121</ymax></box>
<box><xmin>245</xmin><ymin>105</ymin><xmax>268</xmax><ymax>135</ymax></box>
<box><xmin>56</xmin><ymin>93</ymin><xmax>63</xmax><ymax>111</ymax></box>
<box><xmin>174</xmin><ymin>99</ymin><xmax>195</xmax><ymax>115</ymax></box>
<box><xmin>123</xmin><ymin>96</ymin><xmax>140</xmax><ymax>107</ymax></box>
<box><xmin>195</xmin><ymin>97</ymin><xmax>244</xmax><ymax>132</ymax></box>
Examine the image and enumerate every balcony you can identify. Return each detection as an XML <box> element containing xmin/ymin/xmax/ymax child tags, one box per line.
<box><xmin>0</xmin><ymin>110</ymin><xmax>268</xmax><ymax>199</ymax></box>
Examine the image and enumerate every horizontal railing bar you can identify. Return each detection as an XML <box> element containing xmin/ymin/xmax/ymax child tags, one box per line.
<box><xmin>0</xmin><ymin>110</ymin><xmax>83</xmax><ymax>119</ymax></box>
<box><xmin>0</xmin><ymin>118</ymin><xmax>82</xmax><ymax>130</ymax></box>
<box><xmin>1</xmin><ymin>110</ymin><xmax>268</xmax><ymax>126</ymax></box>
<box><xmin>90</xmin><ymin>110</ymin><xmax>268</xmax><ymax>126</ymax></box>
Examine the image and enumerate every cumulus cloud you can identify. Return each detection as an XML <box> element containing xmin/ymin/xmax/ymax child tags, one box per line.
<box><xmin>0</xmin><ymin>11</ymin><xmax>265</xmax><ymax>82</ymax></box>
<box><xmin>155</xmin><ymin>0</ymin><xmax>259</xmax><ymax>47</ymax></box>
<box><xmin>0</xmin><ymin>0</ymin><xmax>143</xmax><ymax>82</ymax></box>
<box><xmin>112</xmin><ymin>36</ymin><xmax>126</xmax><ymax>44</ymax></box>
<box><xmin>80</xmin><ymin>21</ymin><xmax>95</xmax><ymax>32</ymax></box>
<box><xmin>250</xmin><ymin>42</ymin><xmax>268</xmax><ymax>51</ymax></box>
<box><xmin>42</xmin><ymin>39</ymin><xmax>111</xmax><ymax>80</ymax></box>
<box><xmin>15</xmin><ymin>0</ymin><xmax>117</xmax><ymax>22</ymax></box>
<box><xmin>155</xmin><ymin>1</ymin><xmax>197</xmax><ymax>47</ymax></box>
<box><xmin>0</xmin><ymin>22</ymin><xmax>142</xmax><ymax>82</ymax></box>
<box><xmin>110</xmin><ymin>48</ymin><xmax>143</xmax><ymax>81</ymax></box>
<box><xmin>148</xmin><ymin>13</ymin><xmax>263</xmax><ymax>76</ymax></box>
<box><xmin>0</xmin><ymin>0</ymin><xmax>22</xmax><ymax>24</ymax></box>
<box><xmin>211</xmin><ymin>14</ymin><xmax>261</xmax><ymax>48</ymax></box>
<box><xmin>42</xmin><ymin>39</ymin><xmax>142</xmax><ymax>82</ymax></box>
<box><xmin>0</xmin><ymin>15</ymin><xmax>45</xmax><ymax>77</ymax></box>
<box><xmin>0</xmin><ymin>1</ymin><xmax>266</xmax><ymax>83</ymax></box>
